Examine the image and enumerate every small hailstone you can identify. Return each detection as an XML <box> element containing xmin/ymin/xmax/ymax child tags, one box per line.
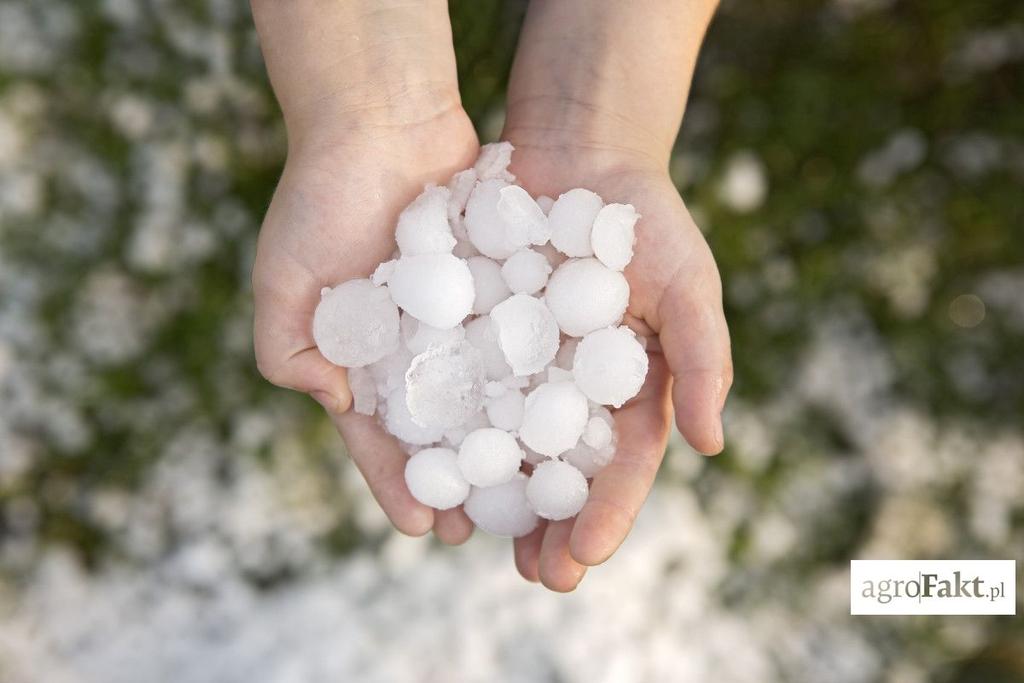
<box><xmin>464</xmin><ymin>315</ymin><xmax>512</xmax><ymax>380</ymax></box>
<box><xmin>526</xmin><ymin>459</ymin><xmax>589</xmax><ymax>521</ymax></box>
<box><xmin>501</xmin><ymin>249</ymin><xmax>552</xmax><ymax>295</ymax></box>
<box><xmin>388</xmin><ymin>253</ymin><xmax>474</xmax><ymax>329</ymax></box>
<box><xmin>572</xmin><ymin>326</ymin><xmax>648</xmax><ymax>407</ymax></box>
<box><xmin>395</xmin><ymin>184</ymin><xmax>456</xmax><ymax>256</ymax></box>
<box><xmin>554</xmin><ymin>338</ymin><xmax>579</xmax><ymax>370</ymax></box>
<box><xmin>405</xmin><ymin>341</ymin><xmax>485</xmax><ymax>429</ymax></box>
<box><xmin>498</xmin><ymin>185</ymin><xmax>550</xmax><ymax>245</ymax></box>
<box><xmin>348</xmin><ymin>366</ymin><xmax>378</xmax><ymax>416</ymax></box>
<box><xmin>473</xmin><ymin>141</ymin><xmax>515</xmax><ymax>181</ymax></box>
<box><xmin>384</xmin><ymin>386</ymin><xmax>445</xmax><ymax>445</ymax></box>
<box><xmin>544</xmin><ymin>258</ymin><xmax>629</xmax><ymax>337</ymax></box>
<box><xmin>536</xmin><ymin>195</ymin><xmax>555</xmax><ymax>214</ymax></box>
<box><xmin>371</xmin><ymin>259</ymin><xmax>396</xmax><ymax>286</ymax></box>
<box><xmin>519</xmin><ymin>381</ymin><xmax>589</xmax><ymax>457</ymax></box>
<box><xmin>463</xmin><ymin>472</ymin><xmax>539</xmax><ymax>537</ymax></box>
<box><xmin>485</xmin><ymin>388</ymin><xmax>525</xmax><ymax>431</ymax></box>
<box><xmin>490</xmin><ymin>294</ymin><xmax>560</xmax><ymax>376</ymax></box>
<box><xmin>582</xmin><ymin>414</ymin><xmax>613</xmax><ymax>450</ymax></box>
<box><xmin>562</xmin><ymin>434</ymin><xmax>616</xmax><ymax>478</ymax></box>
<box><xmin>591</xmin><ymin>203</ymin><xmax>639</xmax><ymax>271</ymax></box>
<box><xmin>447</xmin><ymin>168</ymin><xmax>477</xmax><ymax>223</ymax></box>
<box><xmin>443</xmin><ymin>410</ymin><xmax>490</xmax><ymax>449</ymax></box>
<box><xmin>404</xmin><ymin>447</ymin><xmax>470</xmax><ymax>510</ymax></box>
<box><xmin>400</xmin><ymin>313</ymin><xmax>465</xmax><ymax>355</ymax></box>
<box><xmin>467</xmin><ymin>255</ymin><xmax>511</xmax><ymax>315</ymax></box>
<box><xmin>457</xmin><ymin>427</ymin><xmax>523</xmax><ymax>487</ymax></box>
<box><xmin>465</xmin><ymin>179</ymin><xmax>530</xmax><ymax>259</ymax></box>
<box><xmin>548</xmin><ymin>188</ymin><xmax>603</xmax><ymax>257</ymax></box>
<box><xmin>313</xmin><ymin>279</ymin><xmax>400</xmax><ymax>367</ymax></box>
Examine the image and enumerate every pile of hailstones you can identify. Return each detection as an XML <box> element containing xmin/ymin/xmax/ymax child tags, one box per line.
<box><xmin>313</xmin><ymin>143</ymin><xmax>648</xmax><ymax>539</ymax></box>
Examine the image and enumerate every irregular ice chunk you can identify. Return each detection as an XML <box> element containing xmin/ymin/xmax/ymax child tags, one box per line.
<box><xmin>465</xmin><ymin>179</ymin><xmax>530</xmax><ymax>259</ymax></box>
<box><xmin>348</xmin><ymin>366</ymin><xmax>378</xmax><ymax>416</ymax></box>
<box><xmin>463</xmin><ymin>472</ymin><xmax>539</xmax><ymax>537</ymax></box>
<box><xmin>526</xmin><ymin>459</ymin><xmax>588</xmax><ymax>520</ymax></box>
<box><xmin>313</xmin><ymin>279</ymin><xmax>400</xmax><ymax>367</ymax></box>
<box><xmin>467</xmin><ymin>255</ymin><xmax>511</xmax><ymax>315</ymax></box>
<box><xmin>405</xmin><ymin>341</ymin><xmax>485</xmax><ymax>429</ymax></box>
<box><xmin>457</xmin><ymin>427</ymin><xmax>523</xmax><ymax>487</ymax></box>
<box><xmin>591</xmin><ymin>203</ymin><xmax>639</xmax><ymax>271</ymax></box>
<box><xmin>447</xmin><ymin>169</ymin><xmax>477</xmax><ymax>222</ymax></box>
<box><xmin>388</xmin><ymin>254</ymin><xmax>474</xmax><ymax>329</ymax></box>
<box><xmin>490</xmin><ymin>294</ymin><xmax>560</xmax><ymax>376</ymax></box>
<box><xmin>582</xmin><ymin>412</ymin><xmax>613</xmax><ymax>450</ymax></box>
<box><xmin>485</xmin><ymin>388</ymin><xmax>525</xmax><ymax>431</ymax></box>
<box><xmin>395</xmin><ymin>184</ymin><xmax>456</xmax><ymax>256</ymax></box>
<box><xmin>544</xmin><ymin>258</ymin><xmax>629</xmax><ymax>337</ymax></box>
<box><xmin>548</xmin><ymin>188</ymin><xmax>603</xmax><ymax>257</ymax></box>
<box><xmin>519</xmin><ymin>381</ymin><xmax>588</xmax><ymax>457</ymax></box>
<box><xmin>384</xmin><ymin>386</ymin><xmax>445</xmax><ymax>445</ymax></box>
<box><xmin>400</xmin><ymin>312</ymin><xmax>465</xmax><ymax>355</ymax></box>
<box><xmin>536</xmin><ymin>195</ymin><xmax>555</xmax><ymax>215</ymax></box>
<box><xmin>501</xmin><ymin>249</ymin><xmax>552</xmax><ymax>295</ymax></box>
<box><xmin>473</xmin><ymin>141</ymin><xmax>515</xmax><ymax>181</ymax></box>
<box><xmin>404</xmin><ymin>447</ymin><xmax>470</xmax><ymax>510</ymax></box>
<box><xmin>498</xmin><ymin>185</ymin><xmax>550</xmax><ymax>246</ymax></box>
<box><xmin>371</xmin><ymin>259</ymin><xmax>396</xmax><ymax>286</ymax></box>
<box><xmin>572</xmin><ymin>326</ymin><xmax>648</xmax><ymax>407</ymax></box>
<box><xmin>464</xmin><ymin>315</ymin><xmax>512</xmax><ymax>380</ymax></box>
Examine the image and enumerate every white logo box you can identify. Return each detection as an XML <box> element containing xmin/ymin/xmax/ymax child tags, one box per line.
<box><xmin>851</xmin><ymin>560</ymin><xmax>1016</xmax><ymax>615</ymax></box>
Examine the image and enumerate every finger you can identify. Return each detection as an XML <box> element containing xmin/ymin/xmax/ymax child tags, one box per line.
<box><xmin>656</xmin><ymin>255</ymin><xmax>733</xmax><ymax>455</ymax></box>
<box><xmin>432</xmin><ymin>507</ymin><xmax>475</xmax><ymax>546</ymax></box>
<box><xmin>252</xmin><ymin>249</ymin><xmax>351</xmax><ymax>412</ymax></box>
<box><xmin>538</xmin><ymin>518</ymin><xmax>587</xmax><ymax>592</ymax></box>
<box><xmin>330</xmin><ymin>410</ymin><xmax>434</xmax><ymax>537</ymax></box>
<box><xmin>513</xmin><ymin>521</ymin><xmax>547</xmax><ymax>583</ymax></box>
<box><xmin>570</xmin><ymin>353</ymin><xmax>672</xmax><ymax>566</ymax></box>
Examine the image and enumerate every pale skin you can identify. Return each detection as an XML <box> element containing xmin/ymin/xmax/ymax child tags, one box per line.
<box><xmin>250</xmin><ymin>0</ymin><xmax>731</xmax><ymax>592</ymax></box>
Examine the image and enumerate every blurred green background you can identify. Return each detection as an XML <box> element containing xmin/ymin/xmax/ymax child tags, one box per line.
<box><xmin>0</xmin><ymin>1</ymin><xmax>1021</xmax><ymax>681</ymax></box>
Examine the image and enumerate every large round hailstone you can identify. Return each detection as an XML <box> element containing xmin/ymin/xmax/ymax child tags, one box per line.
<box><xmin>404</xmin><ymin>447</ymin><xmax>470</xmax><ymax>510</ymax></box>
<box><xmin>519</xmin><ymin>381</ymin><xmax>588</xmax><ymax>457</ymax></box>
<box><xmin>457</xmin><ymin>427</ymin><xmax>523</xmax><ymax>487</ymax></box>
<box><xmin>548</xmin><ymin>188</ymin><xmax>604</xmax><ymax>257</ymax></box>
<box><xmin>388</xmin><ymin>253</ymin><xmax>474</xmax><ymax>329</ymax></box>
<box><xmin>591</xmin><ymin>203</ymin><xmax>639</xmax><ymax>271</ymax></box>
<box><xmin>405</xmin><ymin>341</ymin><xmax>485</xmax><ymax>430</ymax></box>
<box><xmin>313</xmin><ymin>279</ymin><xmax>400</xmax><ymax>367</ymax></box>
<box><xmin>400</xmin><ymin>312</ymin><xmax>465</xmax><ymax>355</ymax></box>
<box><xmin>572</xmin><ymin>326</ymin><xmax>649</xmax><ymax>407</ymax></box>
<box><xmin>465</xmin><ymin>179</ymin><xmax>530</xmax><ymax>259</ymax></box>
<box><xmin>526</xmin><ymin>459</ymin><xmax>589</xmax><ymax>521</ymax></box>
<box><xmin>544</xmin><ymin>258</ymin><xmax>629</xmax><ymax>337</ymax></box>
<box><xmin>384</xmin><ymin>386</ymin><xmax>445</xmax><ymax>445</ymax></box>
<box><xmin>467</xmin><ymin>256</ymin><xmax>511</xmax><ymax>315</ymax></box>
<box><xmin>497</xmin><ymin>185</ymin><xmax>550</xmax><ymax>245</ymax></box>
<box><xmin>490</xmin><ymin>294</ymin><xmax>560</xmax><ymax>376</ymax></box>
<box><xmin>485</xmin><ymin>388</ymin><xmax>525</xmax><ymax>431</ymax></box>
<box><xmin>463</xmin><ymin>472</ymin><xmax>539</xmax><ymax>538</ymax></box>
<box><xmin>501</xmin><ymin>249</ymin><xmax>552</xmax><ymax>295</ymax></box>
<box><xmin>394</xmin><ymin>184</ymin><xmax>456</xmax><ymax>256</ymax></box>
<box><xmin>464</xmin><ymin>315</ymin><xmax>512</xmax><ymax>380</ymax></box>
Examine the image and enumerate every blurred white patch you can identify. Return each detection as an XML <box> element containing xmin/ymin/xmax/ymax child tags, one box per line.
<box><xmin>717</xmin><ymin>151</ymin><xmax>768</xmax><ymax>213</ymax></box>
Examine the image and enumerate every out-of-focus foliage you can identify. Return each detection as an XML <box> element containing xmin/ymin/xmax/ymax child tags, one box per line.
<box><xmin>0</xmin><ymin>0</ymin><xmax>1020</xmax><ymax>680</ymax></box>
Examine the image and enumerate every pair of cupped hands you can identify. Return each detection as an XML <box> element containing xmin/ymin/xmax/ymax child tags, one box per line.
<box><xmin>252</xmin><ymin>96</ymin><xmax>733</xmax><ymax>592</ymax></box>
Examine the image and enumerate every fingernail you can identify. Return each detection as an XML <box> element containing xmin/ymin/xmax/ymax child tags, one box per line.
<box><xmin>310</xmin><ymin>390</ymin><xmax>338</xmax><ymax>413</ymax></box>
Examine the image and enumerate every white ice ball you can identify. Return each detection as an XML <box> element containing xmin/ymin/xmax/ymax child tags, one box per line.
<box><xmin>591</xmin><ymin>203</ymin><xmax>639</xmax><ymax>271</ymax></box>
<box><xmin>548</xmin><ymin>188</ymin><xmax>603</xmax><ymax>257</ymax></box>
<box><xmin>464</xmin><ymin>315</ymin><xmax>512</xmax><ymax>380</ymax></box>
<box><xmin>457</xmin><ymin>427</ymin><xmax>523</xmax><ymax>487</ymax></box>
<box><xmin>467</xmin><ymin>255</ymin><xmax>511</xmax><ymax>315</ymax></box>
<box><xmin>498</xmin><ymin>185</ymin><xmax>550</xmax><ymax>246</ymax></box>
<box><xmin>313</xmin><ymin>279</ymin><xmax>400</xmax><ymax>367</ymax></box>
<box><xmin>384</xmin><ymin>386</ymin><xmax>445</xmax><ymax>445</ymax></box>
<box><xmin>526</xmin><ymin>459</ymin><xmax>589</xmax><ymax>521</ymax></box>
<box><xmin>405</xmin><ymin>341</ymin><xmax>485</xmax><ymax>430</ymax></box>
<box><xmin>501</xmin><ymin>249</ymin><xmax>552</xmax><ymax>295</ymax></box>
<box><xmin>490</xmin><ymin>294</ymin><xmax>560</xmax><ymax>376</ymax></box>
<box><xmin>544</xmin><ymin>258</ymin><xmax>629</xmax><ymax>337</ymax></box>
<box><xmin>518</xmin><ymin>381</ymin><xmax>588</xmax><ymax>457</ymax></box>
<box><xmin>465</xmin><ymin>179</ymin><xmax>530</xmax><ymax>259</ymax></box>
<box><xmin>485</xmin><ymin>387</ymin><xmax>525</xmax><ymax>431</ymax></box>
<box><xmin>582</xmin><ymin>413</ymin><xmax>613</xmax><ymax>450</ymax></box>
<box><xmin>388</xmin><ymin>253</ymin><xmax>475</xmax><ymax>329</ymax></box>
<box><xmin>463</xmin><ymin>472</ymin><xmax>539</xmax><ymax>538</ymax></box>
<box><xmin>572</xmin><ymin>326</ymin><xmax>648</xmax><ymax>407</ymax></box>
<box><xmin>404</xmin><ymin>447</ymin><xmax>470</xmax><ymax>510</ymax></box>
<box><xmin>395</xmin><ymin>184</ymin><xmax>456</xmax><ymax>256</ymax></box>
